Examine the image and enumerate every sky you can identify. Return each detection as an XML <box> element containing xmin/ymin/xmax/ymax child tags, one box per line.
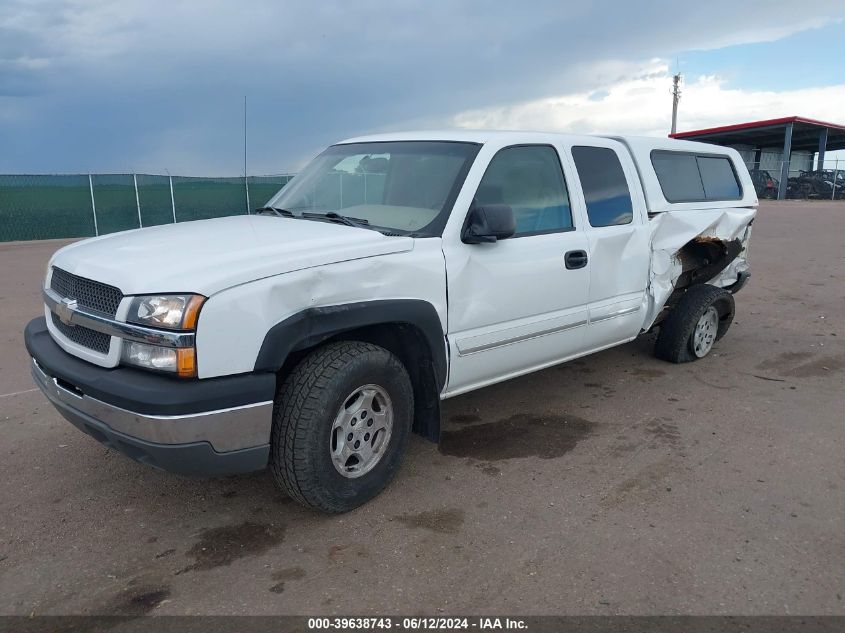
<box><xmin>1</xmin><ymin>0</ymin><xmax>844</xmax><ymax>175</ymax></box>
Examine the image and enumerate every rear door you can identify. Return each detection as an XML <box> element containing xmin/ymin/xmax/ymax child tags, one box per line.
<box><xmin>564</xmin><ymin>140</ymin><xmax>650</xmax><ymax>350</ymax></box>
<box><xmin>442</xmin><ymin>144</ymin><xmax>590</xmax><ymax>396</ymax></box>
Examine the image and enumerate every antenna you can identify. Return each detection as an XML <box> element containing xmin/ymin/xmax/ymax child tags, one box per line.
<box><xmin>671</xmin><ymin>73</ymin><xmax>682</xmax><ymax>135</ymax></box>
<box><xmin>244</xmin><ymin>95</ymin><xmax>250</xmax><ymax>213</ymax></box>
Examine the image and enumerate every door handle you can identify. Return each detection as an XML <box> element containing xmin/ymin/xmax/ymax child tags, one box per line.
<box><xmin>564</xmin><ymin>250</ymin><xmax>588</xmax><ymax>270</ymax></box>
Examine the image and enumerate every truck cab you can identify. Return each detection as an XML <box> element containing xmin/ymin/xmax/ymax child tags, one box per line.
<box><xmin>25</xmin><ymin>131</ymin><xmax>757</xmax><ymax>512</ymax></box>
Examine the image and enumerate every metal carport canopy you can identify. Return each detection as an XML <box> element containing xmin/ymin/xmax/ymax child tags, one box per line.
<box><xmin>670</xmin><ymin>116</ymin><xmax>845</xmax><ymax>199</ymax></box>
<box><xmin>669</xmin><ymin>116</ymin><xmax>845</xmax><ymax>152</ymax></box>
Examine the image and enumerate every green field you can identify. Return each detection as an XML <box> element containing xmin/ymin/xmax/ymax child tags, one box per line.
<box><xmin>0</xmin><ymin>175</ymin><xmax>292</xmax><ymax>242</ymax></box>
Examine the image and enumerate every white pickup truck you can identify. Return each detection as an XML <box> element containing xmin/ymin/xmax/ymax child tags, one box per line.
<box><xmin>25</xmin><ymin>131</ymin><xmax>756</xmax><ymax>512</ymax></box>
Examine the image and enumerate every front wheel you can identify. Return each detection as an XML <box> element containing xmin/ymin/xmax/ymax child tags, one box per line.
<box><xmin>654</xmin><ymin>284</ymin><xmax>735</xmax><ymax>363</ymax></box>
<box><xmin>269</xmin><ymin>341</ymin><xmax>413</xmax><ymax>513</ymax></box>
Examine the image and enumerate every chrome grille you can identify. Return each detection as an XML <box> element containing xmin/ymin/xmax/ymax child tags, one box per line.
<box><xmin>50</xmin><ymin>267</ymin><xmax>123</xmax><ymax>317</ymax></box>
<box><xmin>51</xmin><ymin>312</ymin><xmax>111</xmax><ymax>354</ymax></box>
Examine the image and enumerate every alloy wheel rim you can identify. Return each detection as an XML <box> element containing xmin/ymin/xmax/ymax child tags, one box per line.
<box><xmin>330</xmin><ymin>384</ymin><xmax>393</xmax><ymax>478</ymax></box>
<box><xmin>692</xmin><ymin>306</ymin><xmax>719</xmax><ymax>358</ymax></box>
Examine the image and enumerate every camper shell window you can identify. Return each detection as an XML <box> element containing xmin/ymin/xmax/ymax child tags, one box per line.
<box><xmin>651</xmin><ymin>150</ymin><xmax>742</xmax><ymax>203</ymax></box>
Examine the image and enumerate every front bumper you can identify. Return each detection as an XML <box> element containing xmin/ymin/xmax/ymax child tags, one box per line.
<box><xmin>25</xmin><ymin>317</ymin><xmax>275</xmax><ymax>476</ymax></box>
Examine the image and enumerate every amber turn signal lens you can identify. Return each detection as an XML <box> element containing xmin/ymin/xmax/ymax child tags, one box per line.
<box><xmin>177</xmin><ymin>348</ymin><xmax>196</xmax><ymax>378</ymax></box>
<box><xmin>182</xmin><ymin>295</ymin><xmax>206</xmax><ymax>330</ymax></box>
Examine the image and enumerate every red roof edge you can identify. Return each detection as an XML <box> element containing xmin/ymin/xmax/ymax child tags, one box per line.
<box><xmin>670</xmin><ymin>116</ymin><xmax>845</xmax><ymax>139</ymax></box>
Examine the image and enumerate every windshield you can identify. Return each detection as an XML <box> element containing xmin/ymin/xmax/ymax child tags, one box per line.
<box><xmin>266</xmin><ymin>141</ymin><xmax>481</xmax><ymax>236</ymax></box>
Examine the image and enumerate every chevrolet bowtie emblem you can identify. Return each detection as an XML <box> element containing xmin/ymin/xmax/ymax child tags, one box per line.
<box><xmin>56</xmin><ymin>297</ymin><xmax>78</xmax><ymax>326</ymax></box>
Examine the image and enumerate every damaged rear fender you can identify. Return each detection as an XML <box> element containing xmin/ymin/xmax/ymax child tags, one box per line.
<box><xmin>645</xmin><ymin>207</ymin><xmax>756</xmax><ymax>329</ymax></box>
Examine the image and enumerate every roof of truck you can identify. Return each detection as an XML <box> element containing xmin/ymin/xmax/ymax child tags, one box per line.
<box><xmin>338</xmin><ymin>130</ymin><xmax>738</xmax><ymax>155</ymax></box>
<box><xmin>338</xmin><ymin>130</ymin><xmax>756</xmax><ymax>212</ymax></box>
<box><xmin>340</xmin><ymin>129</ymin><xmax>582</xmax><ymax>144</ymax></box>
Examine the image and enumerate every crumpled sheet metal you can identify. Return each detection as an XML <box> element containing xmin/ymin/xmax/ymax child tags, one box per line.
<box><xmin>645</xmin><ymin>206</ymin><xmax>757</xmax><ymax>328</ymax></box>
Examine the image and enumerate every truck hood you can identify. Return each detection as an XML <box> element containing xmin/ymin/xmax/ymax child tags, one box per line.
<box><xmin>50</xmin><ymin>215</ymin><xmax>414</xmax><ymax>296</ymax></box>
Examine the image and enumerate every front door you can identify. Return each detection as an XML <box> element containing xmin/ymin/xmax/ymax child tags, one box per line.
<box><xmin>443</xmin><ymin>144</ymin><xmax>590</xmax><ymax>396</ymax></box>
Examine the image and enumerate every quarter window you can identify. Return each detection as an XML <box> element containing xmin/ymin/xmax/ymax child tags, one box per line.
<box><xmin>571</xmin><ymin>146</ymin><xmax>634</xmax><ymax>227</ymax></box>
<box><xmin>473</xmin><ymin>145</ymin><xmax>573</xmax><ymax>237</ymax></box>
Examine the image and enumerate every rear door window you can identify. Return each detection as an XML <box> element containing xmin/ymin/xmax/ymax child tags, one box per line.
<box><xmin>571</xmin><ymin>146</ymin><xmax>634</xmax><ymax>227</ymax></box>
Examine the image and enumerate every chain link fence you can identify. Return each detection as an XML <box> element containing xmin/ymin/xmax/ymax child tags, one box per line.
<box><xmin>744</xmin><ymin>158</ymin><xmax>845</xmax><ymax>200</ymax></box>
<box><xmin>4</xmin><ymin>157</ymin><xmax>843</xmax><ymax>243</ymax></box>
<box><xmin>0</xmin><ymin>173</ymin><xmax>294</xmax><ymax>242</ymax></box>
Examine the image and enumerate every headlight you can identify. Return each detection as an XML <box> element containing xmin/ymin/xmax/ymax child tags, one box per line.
<box><xmin>121</xmin><ymin>341</ymin><xmax>197</xmax><ymax>377</ymax></box>
<box><xmin>127</xmin><ymin>294</ymin><xmax>205</xmax><ymax>330</ymax></box>
<box><xmin>123</xmin><ymin>294</ymin><xmax>204</xmax><ymax>377</ymax></box>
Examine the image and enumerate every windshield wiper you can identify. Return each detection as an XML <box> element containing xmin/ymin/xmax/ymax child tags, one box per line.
<box><xmin>254</xmin><ymin>206</ymin><xmax>295</xmax><ymax>218</ymax></box>
<box><xmin>303</xmin><ymin>211</ymin><xmax>370</xmax><ymax>229</ymax></box>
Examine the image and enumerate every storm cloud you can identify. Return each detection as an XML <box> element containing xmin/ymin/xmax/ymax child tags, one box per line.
<box><xmin>1</xmin><ymin>0</ymin><xmax>841</xmax><ymax>174</ymax></box>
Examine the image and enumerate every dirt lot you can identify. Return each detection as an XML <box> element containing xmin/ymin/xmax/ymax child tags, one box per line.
<box><xmin>0</xmin><ymin>201</ymin><xmax>843</xmax><ymax>616</ymax></box>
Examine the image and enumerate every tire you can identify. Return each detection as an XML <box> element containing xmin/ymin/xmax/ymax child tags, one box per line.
<box><xmin>654</xmin><ymin>284</ymin><xmax>735</xmax><ymax>363</ymax></box>
<box><xmin>269</xmin><ymin>341</ymin><xmax>413</xmax><ymax>513</ymax></box>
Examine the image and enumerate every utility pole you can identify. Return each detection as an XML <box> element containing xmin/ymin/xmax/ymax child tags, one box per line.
<box><xmin>671</xmin><ymin>73</ymin><xmax>682</xmax><ymax>135</ymax></box>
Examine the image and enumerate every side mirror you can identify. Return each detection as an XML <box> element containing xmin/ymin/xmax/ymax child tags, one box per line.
<box><xmin>462</xmin><ymin>204</ymin><xmax>516</xmax><ymax>244</ymax></box>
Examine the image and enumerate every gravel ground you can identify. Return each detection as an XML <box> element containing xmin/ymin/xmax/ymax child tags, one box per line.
<box><xmin>0</xmin><ymin>201</ymin><xmax>843</xmax><ymax>616</ymax></box>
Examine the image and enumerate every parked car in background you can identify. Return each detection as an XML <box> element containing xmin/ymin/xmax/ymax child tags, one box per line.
<box><xmin>787</xmin><ymin>169</ymin><xmax>845</xmax><ymax>199</ymax></box>
<box><xmin>25</xmin><ymin>131</ymin><xmax>757</xmax><ymax>512</ymax></box>
<box><xmin>748</xmin><ymin>168</ymin><xmax>779</xmax><ymax>199</ymax></box>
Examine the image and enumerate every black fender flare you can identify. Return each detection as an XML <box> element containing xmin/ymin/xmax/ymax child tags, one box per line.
<box><xmin>254</xmin><ymin>299</ymin><xmax>448</xmax><ymax>394</ymax></box>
